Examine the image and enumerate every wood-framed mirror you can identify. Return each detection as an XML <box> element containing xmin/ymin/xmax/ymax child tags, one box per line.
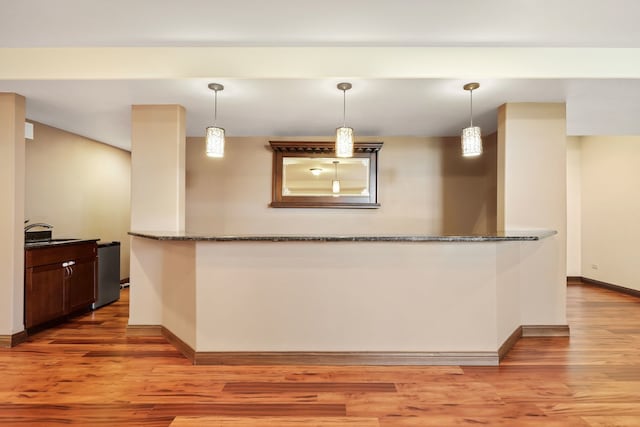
<box><xmin>269</xmin><ymin>141</ymin><xmax>383</xmax><ymax>208</ymax></box>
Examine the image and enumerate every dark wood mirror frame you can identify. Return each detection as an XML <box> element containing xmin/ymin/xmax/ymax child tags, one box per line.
<box><xmin>269</xmin><ymin>141</ymin><xmax>383</xmax><ymax>209</ymax></box>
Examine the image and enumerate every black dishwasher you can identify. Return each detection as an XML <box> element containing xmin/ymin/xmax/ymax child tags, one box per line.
<box><xmin>92</xmin><ymin>241</ymin><xmax>121</xmax><ymax>309</ymax></box>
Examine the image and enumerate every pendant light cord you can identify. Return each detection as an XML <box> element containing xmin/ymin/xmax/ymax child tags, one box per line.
<box><xmin>342</xmin><ymin>89</ymin><xmax>347</xmax><ymax>127</ymax></box>
<box><xmin>213</xmin><ymin>90</ymin><xmax>218</xmax><ymax>126</ymax></box>
<box><xmin>469</xmin><ymin>89</ymin><xmax>474</xmax><ymax>127</ymax></box>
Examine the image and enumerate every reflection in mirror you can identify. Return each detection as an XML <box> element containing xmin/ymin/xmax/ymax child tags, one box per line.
<box><xmin>282</xmin><ymin>157</ymin><xmax>370</xmax><ymax>197</ymax></box>
<box><xmin>269</xmin><ymin>141</ymin><xmax>382</xmax><ymax>209</ymax></box>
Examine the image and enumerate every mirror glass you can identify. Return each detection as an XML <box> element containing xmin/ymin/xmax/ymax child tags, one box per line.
<box><xmin>282</xmin><ymin>157</ymin><xmax>370</xmax><ymax>197</ymax></box>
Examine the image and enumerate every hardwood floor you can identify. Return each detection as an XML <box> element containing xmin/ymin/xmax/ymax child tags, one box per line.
<box><xmin>1</xmin><ymin>282</ymin><xmax>639</xmax><ymax>426</ymax></box>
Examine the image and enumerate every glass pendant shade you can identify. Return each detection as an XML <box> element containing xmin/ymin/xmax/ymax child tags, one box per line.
<box><xmin>461</xmin><ymin>82</ymin><xmax>482</xmax><ymax>157</ymax></box>
<box><xmin>205</xmin><ymin>82</ymin><xmax>225</xmax><ymax>158</ymax></box>
<box><xmin>335</xmin><ymin>82</ymin><xmax>354</xmax><ymax>158</ymax></box>
<box><xmin>335</xmin><ymin>127</ymin><xmax>354</xmax><ymax>158</ymax></box>
<box><xmin>461</xmin><ymin>126</ymin><xmax>482</xmax><ymax>157</ymax></box>
<box><xmin>332</xmin><ymin>179</ymin><xmax>340</xmax><ymax>193</ymax></box>
<box><xmin>206</xmin><ymin>126</ymin><xmax>225</xmax><ymax>158</ymax></box>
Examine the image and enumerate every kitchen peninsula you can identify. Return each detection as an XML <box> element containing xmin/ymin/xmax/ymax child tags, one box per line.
<box><xmin>128</xmin><ymin>230</ymin><xmax>568</xmax><ymax>366</ymax></box>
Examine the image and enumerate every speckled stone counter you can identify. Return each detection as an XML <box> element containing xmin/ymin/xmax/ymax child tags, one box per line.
<box><xmin>128</xmin><ymin>230</ymin><xmax>556</xmax><ymax>242</ymax></box>
<box><xmin>24</xmin><ymin>238</ymin><xmax>99</xmax><ymax>249</ymax></box>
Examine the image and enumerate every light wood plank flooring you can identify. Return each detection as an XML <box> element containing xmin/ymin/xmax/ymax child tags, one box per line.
<box><xmin>0</xmin><ymin>282</ymin><xmax>639</xmax><ymax>426</ymax></box>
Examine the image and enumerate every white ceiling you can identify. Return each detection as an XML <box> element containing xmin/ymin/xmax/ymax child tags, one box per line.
<box><xmin>3</xmin><ymin>0</ymin><xmax>640</xmax><ymax>48</ymax></box>
<box><xmin>1</xmin><ymin>0</ymin><xmax>640</xmax><ymax>150</ymax></box>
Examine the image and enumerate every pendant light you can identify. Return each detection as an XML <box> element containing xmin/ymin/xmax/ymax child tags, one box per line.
<box><xmin>205</xmin><ymin>83</ymin><xmax>225</xmax><ymax>158</ymax></box>
<box><xmin>335</xmin><ymin>82</ymin><xmax>354</xmax><ymax>158</ymax></box>
<box><xmin>332</xmin><ymin>160</ymin><xmax>340</xmax><ymax>193</ymax></box>
<box><xmin>461</xmin><ymin>82</ymin><xmax>482</xmax><ymax>157</ymax></box>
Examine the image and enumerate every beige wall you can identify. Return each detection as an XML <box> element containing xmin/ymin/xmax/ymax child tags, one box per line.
<box><xmin>0</xmin><ymin>93</ymin><xmax>26</xmax><ymax>337</ymax></box>
<box><xmin>566</xmin><ymin>136</ymin><xmax>582</xmax><ymax>276</ymax></box>
<box><xmin>442</xmin><ymin>133</ymin><xmax>497</xmax><ymax>234</ymax></box>
<box><xmin>25</xmin><ymin>121</ymin><xmax>131</xmax><ymax>280</ymax></box>
<box><xmin>580</xmin><ymin>136</ymin><xmax>640</xmax><ymax>291</ymax></box>
<box><xmin>186</xmin><ymin>136</ymin><xmax>497</xmax><ymax>235</ymax></box>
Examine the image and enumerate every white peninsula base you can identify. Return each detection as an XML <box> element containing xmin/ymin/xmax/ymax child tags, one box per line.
<box><xmin>128</xmin><ymin>232</ymin><xmax>568</xmax><ymax>366</ymax></box>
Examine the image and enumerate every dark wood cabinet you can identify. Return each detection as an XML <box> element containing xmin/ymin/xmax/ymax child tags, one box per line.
<box><xmin>25</xmin><ymin>241</ymin><xmax>97</xmax><ymax>329</ymax></box>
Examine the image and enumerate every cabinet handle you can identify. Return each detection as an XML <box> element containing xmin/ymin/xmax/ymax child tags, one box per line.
<box><xmin>61</xmin><ymin>262</ymin><xmax>75</xmax><ymax>277</ymax></box>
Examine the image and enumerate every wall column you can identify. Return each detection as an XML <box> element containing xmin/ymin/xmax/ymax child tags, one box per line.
<box><xmin>0</xmin><ymin>93</ymin><xmax>26</xmax><ymax>346</ymax></box>
<box><xmin>497</xmin><ymin>103</ymin><xmax>567</xmax><ymax>327</ymax></box>
<box><xmin>129</xmin><ymin>105</ymin><xmax>186</xmax><ymax>327</ymax></box>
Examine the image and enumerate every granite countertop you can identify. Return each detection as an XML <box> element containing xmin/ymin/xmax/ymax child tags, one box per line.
<box><xmin>24</xmin><ymin>238</ymin><xmax>99</xmax><ymax>249</ymax></box>
<box><xmin>128</xmin><ymin>230</ymin><xmax>557</xmax><ymax>243</ymax></box>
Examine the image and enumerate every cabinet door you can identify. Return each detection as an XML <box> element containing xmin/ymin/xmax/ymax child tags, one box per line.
<box><xmin>67</xmin><ymin>258</ymin><xmax>97</xmax><ymax>313</ymax></box>
<box><xmin>25</xmin><ymin>264</ymin><xmax>66</xmax><ymax>328</ymax></box>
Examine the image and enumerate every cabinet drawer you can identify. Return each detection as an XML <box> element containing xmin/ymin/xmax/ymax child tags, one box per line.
<box><xmin>25</xmin><ymin>242</ymin><xmax>97</xmax><ymax>268</ymax></box>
